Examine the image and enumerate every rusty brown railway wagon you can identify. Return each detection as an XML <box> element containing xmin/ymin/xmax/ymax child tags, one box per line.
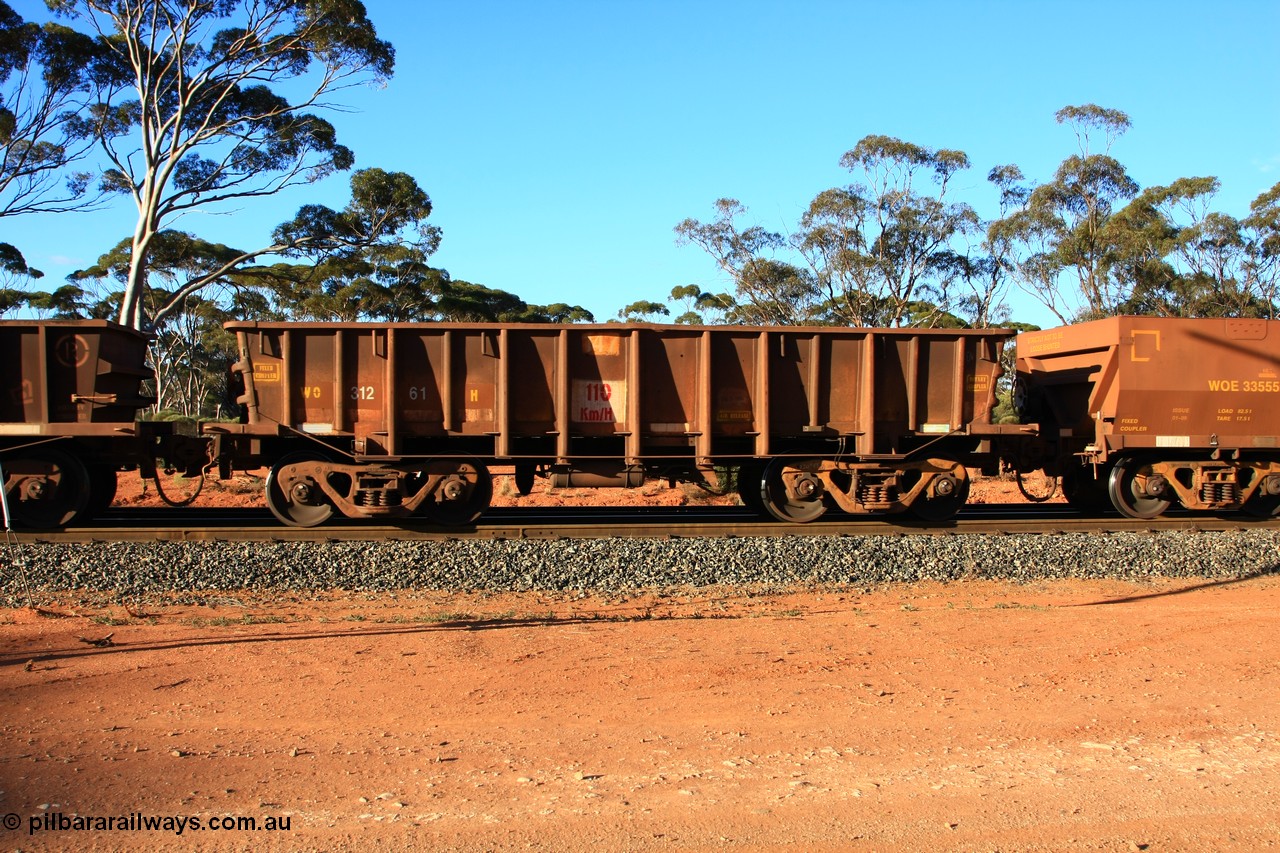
<box><xmin>222</xmin><ymin>322</ymin><xmax>1014</xmax><ymax>526</ymax></box>
<box><xmin>1016</xmin><ymin>316</ymin><xmax>1280</xmax><ymax>518</ymax></box>
<box><xmin>0</xmin><ymin>320</ymin><xmax>205</xmax><ymax>528</ymax></box>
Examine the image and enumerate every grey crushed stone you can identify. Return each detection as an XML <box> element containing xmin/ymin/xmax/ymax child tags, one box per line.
<box><xmin>1</xmin><ymin>530</ymin><xmax>1278</xmax><ymax>606</ymax></box>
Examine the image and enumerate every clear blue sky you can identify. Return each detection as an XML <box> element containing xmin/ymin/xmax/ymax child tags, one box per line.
<box><xmin>6</xmin><ymin>0</ymin><xmax>1279</xmax><ymax>328</ymax></box>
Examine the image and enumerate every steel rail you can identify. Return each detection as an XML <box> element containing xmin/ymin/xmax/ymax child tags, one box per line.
<box><xmin>16</xmin><ymin>505</ymin><xmax>1280</xmax><ymax>544</ymax></box>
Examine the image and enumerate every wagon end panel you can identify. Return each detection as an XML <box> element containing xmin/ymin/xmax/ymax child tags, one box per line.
<box><xmin>1015</xmin><ymin>318</ymin><xmax>1123</xmax><ymax>442</ymax></box>
<box><xmin>1</xmin><ymin>321</ymin><xmax>153</xmax><ymax>430</ymax></box>
<box><xmin>1018</xmin><ymin>317</ymin><xmax>1280</xmax><ymax>454</ymax></box>
<box><xmin>1107</xmin><ymin>317</ymin><xmax>1280</xmax><ymax>452</ymax></box>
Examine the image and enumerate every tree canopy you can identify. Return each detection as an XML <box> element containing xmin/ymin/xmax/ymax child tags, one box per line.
<box><xmin>0</xmin><ymin>0</ymin><xmax>113</xmax><ymax>278</ymax></box>
<box><xmin>677</xmin><ymin>106</ymin><xmax>1278</xmax><ymax>328</ymax></box>
<box><xmin>43</xmin><ymin>0</ymin><xmax>400</xmax><ymax>328</ymax></box>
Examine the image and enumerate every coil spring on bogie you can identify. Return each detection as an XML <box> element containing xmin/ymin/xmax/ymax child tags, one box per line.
<box><xmin>858</xmin><ymin>485</ymin><xmax>898</xmax><ymax>504</ymax></box>
<box><xmin>354</xmin><ymin>489</ymin><xmax>402</xmax><ymax>507</ymax></box>
<box><xmin>1199</xmin><ymin>482</ymin><xmax>1237</xmax><ymax>505</ymax></box>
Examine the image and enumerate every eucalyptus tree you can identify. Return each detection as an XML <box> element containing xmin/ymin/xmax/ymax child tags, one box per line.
<box><xmin>238</xmin><ymin>241</ymin><xmax>449</xmax><ymax>322</ymax></box>
<box><xmin>1</xmin><ymin>240</ymin><xmax>42</xmax><ymax>300</ymax></box>
<box><xmin>952</xmin><ymin>163</ymin><xmax>1034</xmax><ymax>329</ymax></box>
<box><xmin>1115</xmin><ymin>177</ymin><xmax>1280</xmax><ymax>318</ymax></box>
<box><xmin>46</xmin><ymin>0</ymin><xmax>403</xmax><ymax>329</ymax></box>
<box><xmin>0</xmin><ymin>285</ymin><xmax>27</xmax><ymax>314</ymax></box>
<box><xmin>1</xmin><ymin>1</ymin><xmax>112</xmax><ymax>274</ymax></box>
<box><xmin>68</xmin><ymin>165</ymin><xmax>439</xmax><ymax>329</ymax></box>
<box><xmin>988</xmin><ymin>105</ymin><xmax>1140</xmax><ymax>322</ymax></box>
<box><xmin>1241</xmin><ymin>182</ymin><xmax>1280</xmax><ymax>317</ymax></box>
<box><xmin>666</xmin><ymin>284</ymin><xmax>735</xmax><ymax>324</ymax></box>
<box><xmin>616</xmin><ymin>299</ymin><xmax>669</xmax><ymax>322</ymax></box>
<box><xmin>21</xmin><ymin>281</ymin><xmax>87</xmax><ymax>317</ymax></box>
<box><xmin>675</xmin><ymin>198</ymin><xmax>821</xmax><ymax>325</ymax></box>
<box><xmin>252</xmin><ymin>248</ymin><xmax>592</xmax><ymax>324</ymax></box>
<box><xmin>796</xmin><ymin>135</ymin><xmax>979</xmax><ymax>328</ymax></box>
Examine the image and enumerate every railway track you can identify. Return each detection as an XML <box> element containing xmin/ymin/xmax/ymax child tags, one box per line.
<box><xmin>16</xmin><ymin>504</ymin><xmax>1280</xmax><ymax>543</ymax></box>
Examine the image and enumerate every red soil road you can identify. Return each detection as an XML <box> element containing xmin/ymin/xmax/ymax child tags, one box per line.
<box><xmin>2</xmin><ymin>573</ymin><xmax>1277</xmax><ymax>852</ymax></box>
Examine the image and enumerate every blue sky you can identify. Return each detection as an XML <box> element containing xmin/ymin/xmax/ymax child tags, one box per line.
<box><xmin>6</xmin><ymin>0</ymin><xmax>1280</xmax><ymax>328</ymax></box>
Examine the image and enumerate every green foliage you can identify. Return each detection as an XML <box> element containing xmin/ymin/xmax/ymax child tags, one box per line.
<box><xmin>0</xmin><ymin>284</ymin><xmax>29</xmax><ymax>314</ymax></box>
<box><xmin>1111</xmin><ymin>178</ymin><xmax>1280</xmax><ymax>319</ymax></box>
<box><xmin>678</xmin><ymin>137</ymin><xmax>999</xmax><ymax>328</ymax></box>
<box><xmin>675</xmin><ymin>198</ymin><xmax>821</xmax><ymax>325</ymax></box>
<box><xmin>989</xmin><ymin>105</ymin><xmax>1144</xmax><ymax>322</ymax></box>
<box><xmin>983</xmin><ymin>105</ymin><xmax>1275</xmax><ymax>322</ymax></box>
<box><xmin>1053</xmin><ymin>104</ymin><xmax>1132</xmax><ymax>155</ymax></box>
<box><xmin>66</xmin><ymin>167</ymin><xmax>441</xmax><ymax>329</ymax></box>
<box><xmin>0</xmin><ymin>240</ymin><xmax>40</xmax><ymax>278</ymax></box>
<box><xmin>677</xmin><ymin>104</ymin><xmax>1273</xmax><ymax>329</ymax></box>
<box><xmin>665</xmin><ymin>284</ymin><xmax>734</xmax><ymax>324</ymax></box>
<box><xmin>617</xmin><ymin>300</ymin><xmax>669</xmax><ymax>322</ymax></box>
<box><xmin>38</xmin><ymin>0</ymin><xmax>399</xmax><ymax>328</ymax></box>
<box><xmin>23</xmin><ymin>282</ymin><xmax>86</xmax><ymax>317</ymax></box>
<box><xmin>1</xmin><ymin>1</ymin><xmax>113</xmax><ymax>273</ymax></box>
<box><xmin>239</xmin><ymin>244</ymin><xmax>593</xmax><ymax>324</ymax></box>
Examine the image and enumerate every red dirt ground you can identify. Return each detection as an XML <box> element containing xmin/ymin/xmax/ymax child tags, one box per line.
<box><xmin>6</xmin><ymin>472</ymin><xmax>1272</xmax><ymax>851</ymax></box>
<box><xmin>2</xmin><ymin>577</ymin><xmax>1278</xmax><ymax>851</ymax></box>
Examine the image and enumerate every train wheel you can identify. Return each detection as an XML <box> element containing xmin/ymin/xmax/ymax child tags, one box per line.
<box><xmin>2</xmin><ymin>448</ymin><xmax>90</xmax><ymax>529</ymax></box>
<box><xmin>1242</xmin><ymin>475</ymin><xmax>1280</xmax><ymax>518</ymax></box>
<box><xmin>735</xmin><ymin>463</ymin><xmax>767</xmax><ymax>517</ymax></box>
<box><xmin>1107</xmin><ymin>456</ymin><xmax>1172</xmax><ymax>519</ymax></box>
<box><xmin>1243</xmin><ymin>495</ymin><xmax>1280</xmax><ymax>518</ymax></box>
<box><xmin>82</xmin><ymin>466</ymin><xmax>119</xmax><ymax>521</ymax></box>
<box><xmin>514</xmin><ymin>463</ymin><xmax>536</xmax><ymax>497</ymax></box>
<box><xmin>1062</xmin><ymin>463</ymin><xmax>1111</xmax><ymax>513</ymax></box>
<box><xmin>907</xmin><ymin>459</ymin><xmax>970</xmax><ymax>522</ymax></box>
<box><xmin>761</xmin><ymin>457</ymin><xmax>827</xmax><ymax>523</ymax></box>
<box><xmin>424</xmin><ymin>460</ymin><xmax>492</xmax><ymax>526</ymax></box>
<box><xmin>266</xmin><ymin>452</ymin><xmax>335</xmax><ymax>528</ymax></box>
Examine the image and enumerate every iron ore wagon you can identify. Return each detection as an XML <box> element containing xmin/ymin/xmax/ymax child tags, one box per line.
<box><xmin>1015</xmin><ymin>316</ymin><xmax>1280</xmax><ymax>519</ymax></box>
<box><xmin>0</xmin><ymin>319</ymin><xmax>206</xmax><ymax>527</ymax></box>
<box><xmin>218</xmin><ymin>322</ymin><xmax>1013</xmax><ymax>526</ymax></box>
<box><xmin>2</xmin><ymin>316</ymin><xmax>1278</xmax><ymax>529</ymax></box>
